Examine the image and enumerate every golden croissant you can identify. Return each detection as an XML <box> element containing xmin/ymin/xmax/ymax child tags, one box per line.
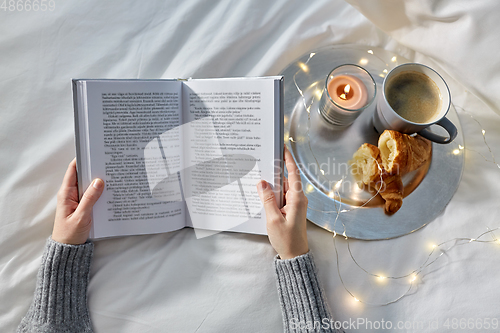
<box><xmin>378</xmin><ymin>130</ymin><xmax>432</xmax><ymax>175</ymax></box>
<box><xmin>350</xmin><ymin>143</ymin><xmax>404</xmax><ymax>214</ymax></box>
<box><xmin>374</xmin><ymin>170</ymin><xmax>404</xmax><ymax>214</ymax></box>
<box><xmin>349</xmin><ymin>143</ymin><xmax>382</xmax><ymax>186</ymax></box>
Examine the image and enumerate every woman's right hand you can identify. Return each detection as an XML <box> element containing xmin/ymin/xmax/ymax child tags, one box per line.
<box><xmin>256</xmin><ymin>145</ymin><xmax>309</xmax><ymax>260</ymax></box>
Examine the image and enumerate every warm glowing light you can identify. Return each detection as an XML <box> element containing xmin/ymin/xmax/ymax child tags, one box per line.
<box><xmin>410</xmin><ymin>275</ymin><xmax>417</xmax><ymax>283</ymax></box>
<box><xmin>284</xmin><ymin>115</ymin><xmax>289</xmax><ymax>124</ymax></box>
<box><xmin>305</xmin><ymin>184</ymin><xmax>314</xmax><ymax>194</ymax></box>
<box><xmin>353</xmin><ymin>297</ymin><xmax>360</xmax><ymax>302</ymax></box>
<box><xmin>367</xmin><ymin>50</ymin><xmax>373</xmax><ymax>54</ymax></box>
<box><xmin>340</xmin><ymin>84</ymin><xmax>350</xmax><ymax>100</ymax></box>
<box><xmin>328</xmin><ymin>191</ymin><xmax>334</xmax><ymax>198</ymax></box>
<box><xmin>333</xmin><ymin>179</ymin><xmax>343</xmax><ymax>191</ymax></box>
<box><xmin>337</xmin><ymin>83</ymin><xmax>353</xmax><ymax>101</ymax></box>
<box><xmin>359</xmin><ymin>58</ymin><xmax>368</xmax><ymax>65</ymax></box>
<box><xmin>310</xmin><ymin>52</ymin><xmax>316</xmax><ymax>58</ymax></box>
<box><xmin>289</xmin><ymin>136</ymin><xmax>295</xmax><ymax>142</ymax></box>
<box><xmin>459</xmin><ymin>144</ymin><xmax>464</xmax><ymax>150</ymax></box>
<box><xmin>453</xmin><ymin>149</ymin><xmax>460</xmax><ymax>155</ymax></box>
<box><xmin>377</xmin><ymin>275</ymin><xmax>386</xmax><ymax>281</ymax></box>
<box><xmin>469</xmin><ymin>238</ymin><xmax>476</xmax><ymax>243</ymax></box>
<box><xmin>383</xmin><ymin>69</ymin><xmax>388</xmax><ymax>73</ymax></box>
<box><xmin>391</xmin><ymin>56</ymin><xmax>397</xmax><ymax>62</ymax></box>
<box><xmin>432</xmin><ymin>244</ymin><xmax>437</xmax><ymax>248</ymax></box>
<box><xmin>299</xmin><ymin>62</ymin><xmax>309</xmax><ymax>73</ymax></box>
<box><xmin>320</xmin><ymin>169</ymin><xmax>325</xmax><ymax>175</ymax></box>
<box><xmin>379</xmin><ymin>74</ymin><xmax>385</xmax><ymax>78</ymax></box>
<box><xmin>315</xmin><ymin>89</ymin><xmax>323</xmax><ymax>99</ymax></box>
<box><xmin>482</xmin><ymin>129</ymin><xmax>486</xmax><ymax>135</ymax></box>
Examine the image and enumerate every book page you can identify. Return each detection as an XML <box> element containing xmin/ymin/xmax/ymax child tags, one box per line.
<box><xmin>182</xmin><ymin>78</ymin><xmax>282</xmax><ymax>236</ymax></box>
<box><xmin>83</xmin><ymin>80</ymin><xmax>185</xmax><ymax>238</ymax></box>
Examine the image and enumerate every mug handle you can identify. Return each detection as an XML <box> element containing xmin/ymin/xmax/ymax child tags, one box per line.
<box><xmin>417</xmin><ymin>117</ymin><xmax>457</xmax><ymax>144</ymax></box>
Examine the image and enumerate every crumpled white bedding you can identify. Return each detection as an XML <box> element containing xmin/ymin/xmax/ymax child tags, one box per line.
<box><xmin>2</xmin><ymin>0</ymin><xmax>500</xmax><ymax>332</ymax></box>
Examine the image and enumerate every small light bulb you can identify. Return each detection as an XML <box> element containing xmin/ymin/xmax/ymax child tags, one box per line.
<box><xmin>299</xmin><ymin>62</ymin><xmax>309</xmax><ymax>73</ymax></box>
<box><xmin>482</xmin><ymin>129</ymin><xmax>486</xmax><ymax>135</ymax></box>
<box><xmin>453</xmin><ymin>149</ymin><xmax>460</xmax><ymax>155</ymax></box>
<box><xmin>377</xmin><ymin>276</ymin><xmax>386</xmax><ymax>281</ymax></box>
<box><xmin>354</xmin><ymin>297</ymin><xmax>360</xmax><ymax>302</ymax></box>
<box><xmin>315</xmin><ymin>89</ymin><xmax>323</xmax><ymax>99</ymax></box>
<box><xmin>391</xmin><ymin>56</ymin><xmax>397</xmax><ymax>62</ymax></box>
<box><xmin>367</xmin><ymin>50</ymin><xmax>373</xmax><ymax>54</ymax></box>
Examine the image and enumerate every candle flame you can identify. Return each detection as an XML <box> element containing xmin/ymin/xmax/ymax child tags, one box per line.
<box><xmin>339</xmin><ymin>84</ymin><xmax>351</xmax><ymax>100</ymax></box>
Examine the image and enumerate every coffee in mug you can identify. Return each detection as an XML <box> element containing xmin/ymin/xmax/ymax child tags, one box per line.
<box><xmin>385</xmin><ymin>70</ymin><xmax>441</xmax><ymax>124</ymax></box>
<box><xmin>373</xmin><ymin>63</ymin><xmax>457</xmax><ymax>144</ymax></box>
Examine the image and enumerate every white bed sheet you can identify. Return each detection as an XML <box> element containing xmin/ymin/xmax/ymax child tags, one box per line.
<box><xmin>1</xmin><ymin>0</ymin><xmax>500</xmax><ymax>332</ymax></box>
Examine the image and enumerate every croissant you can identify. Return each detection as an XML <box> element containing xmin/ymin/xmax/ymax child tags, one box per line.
<box><xmin>349</xmin><ymin>143</ymin><xmax>382</xmax><ymax>186</ymax></box>
<box><xmin>374</xmin><ymin>170</ymin><xmax>404</xmax><ymax>215</ymax></box>
<box><xmin>350</xmin><ymin>144</ymin><xmax>404</xmax><ymax>214</ymax></box>
<box><xmin>378</xmin><ymin>130</ymin><xmax>432</xmax><ymax>175</ymax></box>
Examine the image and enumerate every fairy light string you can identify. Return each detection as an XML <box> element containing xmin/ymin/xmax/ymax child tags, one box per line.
<box><xmin>288</xmin><ymin>51</ymin><xmax>500</xmax><ymax>306</ymax></box>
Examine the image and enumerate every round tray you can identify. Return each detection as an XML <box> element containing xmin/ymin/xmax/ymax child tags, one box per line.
<box><xmin>280</xmin><ymin>44</ymin><xmax>464</xmax><ymax>240</ymax></box>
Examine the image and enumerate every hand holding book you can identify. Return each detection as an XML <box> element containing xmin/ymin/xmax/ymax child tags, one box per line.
<box><xmin>52</xmin><ymin>158</ymin><xmax>104</xmax><ymax>245</ymax></box>
<box><xmin>257</xmin><ymin>145</ymin><xmax>309</xmax><ymax>260</ymax></box>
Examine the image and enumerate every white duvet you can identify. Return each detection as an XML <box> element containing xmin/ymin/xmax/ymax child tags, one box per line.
<box><xmin>2</xmin><ymin>0</ymin><xmax>500</xmax><ymax>332</ymax></box>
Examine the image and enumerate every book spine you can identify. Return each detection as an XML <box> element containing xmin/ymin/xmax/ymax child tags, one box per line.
<box><xmin>276</xmin><ymin>77</ymin><xmax>284</xmax><ymax>208</ymax></box>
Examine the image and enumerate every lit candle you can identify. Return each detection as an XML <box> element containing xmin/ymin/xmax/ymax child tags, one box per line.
<box><xmin>327</xmin><ymin>75</ymin><xmax>368</xmax><ymax>110</ymax></box>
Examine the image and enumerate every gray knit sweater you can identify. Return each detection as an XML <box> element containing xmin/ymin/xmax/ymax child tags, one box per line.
<box><xmin>18</xmin><ymin>238</ymin><xmax>341</xmax><ymax>333</ymax></box>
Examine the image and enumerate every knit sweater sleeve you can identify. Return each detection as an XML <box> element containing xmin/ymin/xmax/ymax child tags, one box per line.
<box><xmin>17</xmin><ymin>237</ymin><xmax>94</xmax><ymax>333</ymax></box>
<box><xmin>274</xmin><ymin>252</ymin><xmax>344</xmax><ymax>333</ymax></box>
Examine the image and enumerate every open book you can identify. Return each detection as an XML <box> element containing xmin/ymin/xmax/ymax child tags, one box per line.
<box><xmin>73</xmin><ymin>77</ymin><xmax>283</xmax><ymax>239</ymax></box>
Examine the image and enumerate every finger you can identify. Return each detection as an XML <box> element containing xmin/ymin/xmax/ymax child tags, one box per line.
<box><xmin>284</xmin><ymin>145</ymin><xmax>303</xmax><ymax>193</ymax></box>
<box><xmin>283</xmin><ymin>176</ymin><xmax>289</xmax><ymax>194</ymax></box>
<box><xmin>73</xmin><ymin>178</ymin><xmax>104</xmax><ymax>222</ymax></box>
<box><xmin>56</xmin><ymin>159</ymin><xmax>79</xmax><ymax>217</ymax></box>
<box><xmin>282</xmin><ymin>176</ymin><xmax>289</xmax><ymax>205</ymax></box>
<box><xmin>61</xmin><ymin>158</ymin><xmax>78</xmax><ymax>189</ymax></box>
<box><xmin>256</xmin><ymin>180</ymin><xmax>283</xmax><ymax>223</ymax></box>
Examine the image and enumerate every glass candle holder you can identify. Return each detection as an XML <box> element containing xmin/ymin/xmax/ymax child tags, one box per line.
<box><xmin>318</xmin><ymin>64</ymin><xmax>376</xmax><ymax>128</ymax></box>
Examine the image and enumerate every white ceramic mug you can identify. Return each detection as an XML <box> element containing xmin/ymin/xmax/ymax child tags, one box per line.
<box><xmin>373</xmin><ymin>63</ymin><xmax>457</xmax><ymax>144</ymax></box>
